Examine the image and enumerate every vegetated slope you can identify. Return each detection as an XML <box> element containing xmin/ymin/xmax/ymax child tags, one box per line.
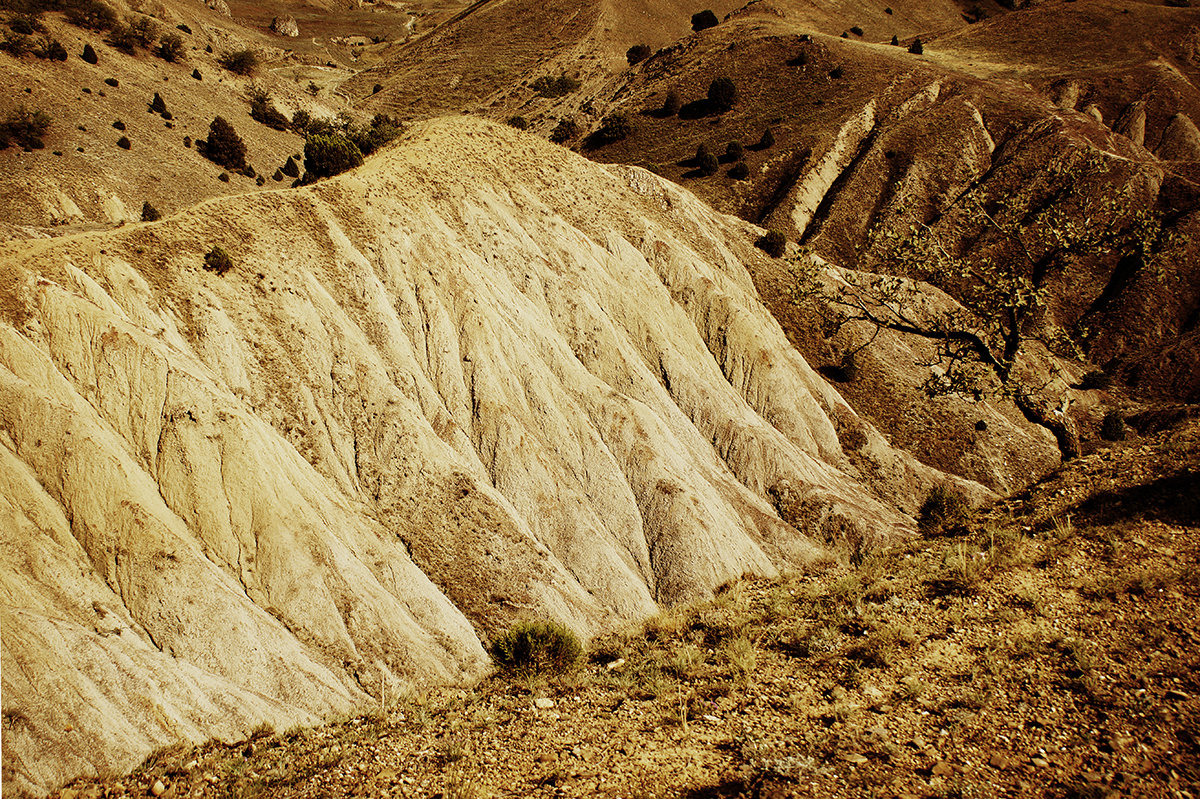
<box><xmin>0</xmin><ymin>117</ymin><xmax>983</xmax><ymax>796</ymax></box>
<box><xmin>56</xmin><ymin>414</ymin><xmax>1200</xmax><ymax>799</ymax></box>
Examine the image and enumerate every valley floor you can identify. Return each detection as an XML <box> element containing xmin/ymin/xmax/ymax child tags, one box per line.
<box><xmin>54</xmin><ymin>417</ymin><xmax>1200</xmax><ymax>799</ymax></box>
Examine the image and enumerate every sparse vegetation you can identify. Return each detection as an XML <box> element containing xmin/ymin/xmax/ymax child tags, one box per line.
<box><xmin>202</xmin><ymin>116</ymin><xmax>246</xmax><ymax>170</ymax></box>
<box><xmin>1101</xmin><ymin>409</ymin><xmax>1126</xmax><ymax>441</ymax></box>
<box><xmin>707</xmin><ymin>77</ymin><xmax>737</xmax><ymax>113</ymax></box>
<box><xmin>140</xmin><ymin>200</ymin><xmax>160</xmax><ymax>221</ymax></box>
<box><xmin>0</xmin><ymin>104</ymin><xmax>50</xmax><ymax>148</ymax></box>
<box><xmin>725</xmin><ymin>141</ymin><xmax>744</xmax><ymax>161</ymax></box>
<box><xmin>203</xmin><ymin>245</ymin><xmax>233</xmax><ymax>275</ymax></box>
<box><xmin>157</xmin><ymin>31</ymin><xmax>183</xmax><ymax>61</ymax></box>
<box><xmin>756</xmin><ymin>229</ymin><xmax>787</xmax><ymax>257</ymax></box>
<box><xmin>917</xmin><ymin>483</ymin><xmax>969</xmax><ymax>535</ymax></box>
<box><xmin>626</xmin><ymin>43</ymin><xmax>651</xmax><ymax>65</ymax></box>
<box><xmin>587</xmin><ymin>113</ymin><xmax>631</xmax><ymax>147</ymax></box>
<box><xmin>67</xmin><ymin>0</ymin><xmax>119</xmax><ymax>32</ymax></box>
<box><xmin>549</xmin><ymin>118</ymin><xmax>578</xmax><ymax>144</ymax></box>
<box><xmin>691</xmin><ymin>9</ymin><xmax>718</xmax><ymax>31</ymax></box>
<box><xmin>219</xmin><ymin>48</ymin><xmax>257</xmax><ymax>75</ymax></box>
<box><xmin>530</xmin><ymin>73</ymin><xmax>579</xmax><ymax>98</ymax></box>
<box><xmin>728</xmin><ymin>161</ymin><xmax>749</xmax><ymax>180</ymax></box>
<box><xmin>249</xmin><ymin>89</ymin><xmax>288</xmax><ymax>130</ymax></box>
<box><xmin>660</xmin><ymin>90</ymin><xmax>681</xmax><ymax>117</ymax></box>
<box><xmin>106</xmin><ymin>15</ymin><xmax>157</xmax><ymax>54</ymax></box>
<box><xmin>489</xmin><ymin>620</ymin><xmax>582</xmax><ymax>677</ymax></box>
<box><xmin>506</xmin><ymin>115</ymin><xmax>529</xmax><ymax>130</ymax></box>
<box><xmin>908</xmin><ymin>37</ymin><xmax>924</xmax><ymax>54</ymax></box>
<box><xmin>756</xmin><ymin>127</ymin><xmax>775</xmax><ymax>149</ymax></box>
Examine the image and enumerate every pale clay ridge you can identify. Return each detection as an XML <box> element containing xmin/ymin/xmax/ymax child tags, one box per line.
<box><xmin>1</xmin><ymin>117</ymin><xmax>978</xmax><ymax>795</ymax></box>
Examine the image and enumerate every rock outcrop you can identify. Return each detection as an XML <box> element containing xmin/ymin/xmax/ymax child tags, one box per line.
<box><xmin>0</xmin><ymin>118</ymin><xmax>975</xmax><ymax>796</ymax></box>
<box><xmin>270</xmin><ymin>14</ymin><xmax>300</xmax><ymax>37</ymax></box>
<box><xmin>1155</xmin><ymin>112</ymin><xmax>1200</xmax><ymax>161</ymax></box>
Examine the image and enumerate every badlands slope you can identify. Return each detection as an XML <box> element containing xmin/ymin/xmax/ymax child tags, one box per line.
<box><xmin>0</xmin><ymin>117</ymin><xmax>976</xmax><ymax>795</ymax></box>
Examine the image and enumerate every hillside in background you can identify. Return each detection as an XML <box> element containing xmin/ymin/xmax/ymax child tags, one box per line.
<box><xmin>1</xmin><ymin>0</ymin><xmax>1198</xmax><ymax>794</ymax></box>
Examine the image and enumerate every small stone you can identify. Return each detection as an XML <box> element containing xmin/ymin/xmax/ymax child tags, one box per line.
<box><xmin>702</xmin><ymin>714</ymin><xmax>720</xmax><ymax>723</ymax></box>
<box><xmin>989</xmin><ymin>753</ymin><xmax>1010</xmax><ymax>769</ymax></box>
<box><xmin>1032</xmin><ymin>757</ymin><xmax>1051</xmax><ymax>769</ymax></box>
<box><xmin>150</xmin><ymin>780</ymin><xmax>166</xmax><ymax>796</ymax></box>
<box><xmin>605</xmin><ymin>658</ymin><xmax>626</xmax><ymax>671</ymax></box>
<box><xmin>842</xmin><ymin>752</ymin><xmax>869</xmax><ymax>765</ymax></box>
<box><xmin>535</xmin><ymin>753</ymin><xmax>554</xmax><ymax>763</ymax></box>
<box><xmin>534</xmin><ymin>697</ymin><xmax>555</xmax><ymax>710</ymax></box>
<box><xmin>1166</xmin><ymin>690</ymin><xmax>1190</xmax><ymax>701</ymax></box>
<box><xmin>932</xmin><ymin>761</ymin><xmax>953</xmax><ymax>777</ymax></box>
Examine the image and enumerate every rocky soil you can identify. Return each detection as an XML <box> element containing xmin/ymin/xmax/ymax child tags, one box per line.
<box><xmin>50</xmin><ymin>414</ymin><xmax>1200</xmax><ymax>799</ymax></box>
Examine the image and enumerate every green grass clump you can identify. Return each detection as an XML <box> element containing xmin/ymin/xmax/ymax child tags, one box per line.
<box><xmin>490</xmin><ymin>620</ymin><xmax>582</xmax><ymax>677</ymax></box>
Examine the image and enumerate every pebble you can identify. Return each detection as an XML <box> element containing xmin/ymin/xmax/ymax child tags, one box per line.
<box><xmin>534</xmin><ymin>698</ymin><xmax>555</xmax><ymax>710</ymax></box>
<box><xmin>842</xmin><ymin>753</ymin><xmax>869</xmax><ymax>765</ymax></box>
<box><xmin>932</xmin><ymin>761</ymin><xmax>953</xmax><ymax>777</ymax></box>
<box><xmin>989</xmin><ymin>753</ymin><xmax>1011</xmax><ymax>770</ymax></box>
<box><xmin>1166</xmin><ymin>690</ymin><xmax>1190</xmax><ymax>701</ymax></box>
<box><xmin>1032</xmin><ymin>757</ymin><xmax>1051</xmax><ymax>768</ymax></box>
<box><xmin>150</xmin><ymin>780</ymin><xmax>166</xmax><ymax>796</ymax></box>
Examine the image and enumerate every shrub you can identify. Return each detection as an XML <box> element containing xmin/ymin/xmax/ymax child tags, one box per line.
<box><xmin>112</xmin><ymin>119</ymin><xmax>124</xmax><ymax>129</ymax></box>
<box><xmin>917</xmin><ymin>484</ymin><xmax>969</xmax><ymax>535</ymax></box>
<box><xmin>202</xmin><ymin>116</ymin><xmax>246</xmax><ymax>169</ymax></box>
<box><xmin>595</xmin><ymin>112</ymin><xmax>631</xmax><ymax>143</ymax></box>
<box><xmin>725</xmin><ymin>140</ymin><xmax>744</xmax><ymax>161</ymax></box>
<box><xmin>191</xmin><ymin>67</ymin><xmax>201</xmax><ymax>79</ymax></box>
<box><xmin>116</xmin><ymin>135</ymin><xmax>130</xmax><ymax>148</ymax></box>
<box><xmin>9</xmin><ymin>16</ymin><xmax>34</xmax><ymax>34</ymax></box>
<box><xmin>203</xmin><ymin>245</ymin><xmax>233</xmax><ymax>274</ymax></box>
<box><xmin>67</xmin><ymin>0</ymin><xmax>118</xmax><ymax>31</ymax></box>
<box><xmin>157</xmin><ymin>31</ymin><xmax>183</xmax><ymax>61</ymax></box>
<box><xmin>489</xmin><ymin>620</ymin><xmax>582</xmax><ymax>677</ymax></box>
<box><xmin>549</xmin><ymin>117</ymin><xmax>578</xmax><ymax>143</ymax></box>
<box><xmin>150</xmin><ymin>92</ymin><xmax>167</xmax><ymax>115</ymax></box>
<box><xmin>37</xmin><ymin>37</ymin><xmax>67</xmax><ymax>59</ymax></box>
<box><xmin>1101</xmin><ymin>410</ymin><xmax>1126</xmax><ymax>441</ymax></box>
<box><xmin>626</xmin><ymin>43</ymin><xmax>651</xmax><ymax>65</ymax></box>
<box><xmin>755</xmin><ymin>229</ymin><xmax>787</xmax><ymax>257</ymax></box>
<box><xmin>140</xmin><ymin>200</ymin><xmax>160</xmax><ymax>221</ymax></box>
<box><xmin>661</xmin><ymin>90</ymin><xmax>681</xmax><ymax>116</ymax></box>
<box><xmin>850</xmin><ymin>25</ymin><xmax>864</xmax><ymax>35</ymax></box>
<box><xmin>303</xmin><ymin>133</ymin><xmax>363</xmax><ymax>180</ymax></box>
<box><xmin>371</xmin><ymin>82</ymin><xmax>382</xmax><ymax>94</ymax></box>
<box><xmin>1079</xmin><ymin>369</ymin><xmax>1112</xmax><ymax>390</ymax></box>
<box><xmin>348</xmin><ymin>113</ymin><xmax>401</xmax><ymax>156</ymax></box>
<box><xmin>698</xmin><ymin>150</ymin><xmax>719</xmax><ymax>176</ymax></box>
<box><xmin>249</xmin><ymin>91</ymin><xmax>288</xmax><ymax>130</ymax></box>
<box><xmin>829</xmin><ymin>65</ymin><xmax>844</xmax><ymax>79</ymax></box>
<box><xmin>219</xmin><ymin>48</ymin><xmax>257</xmax><ymax>75</ymax></box>
<box><xmin>506</xmin><ymin>115</ymin><xmax>529</xmax><ymax>130</ymax></box>
<box><xmin>707</xmin><ymin>76</ymin><xmax>737</xmax><ymax>112</ymax></box>
<box><xmin>891</xmin><ymin>34</ymin><xmax>899</xmax><ymax>45</ymax></box>
<box><xmin>531</xmin><ymin>73</ymin><xmax>579</xmax><ymax>98</ymax></box>
<box><xmin>289</xmin><ymin>109</ymin><xmax>311</xmax><ymax>133</ymax></box>
<box><xmin>1</xmin><ymin>105</ymin><xmax>50</xmax><ymax>149</ymax></box>
<box><xmin>104</xmin><ymin>76</ymin><xmax>118</xmax><ymax>86</ymax></box>
<box><xmin>728</xmin><ymin>161</ymin><xmax>749</xmax><ymax>179</ymax></box>
<box><xmin>2</xmin><ymin>31</ymin><xmax>31</xmax><ymax>55</ymax></box>
<box><xmin>756</xmin><ymin>127</ymin><xmax>775</xmax><ymax>149</ymax></box>
<box><xmin>908</xmin><ymin>37</ymin><xmax>923</xmax><ymax>54</ymax></box>
<box><xmin>107</xmin><ymin>15</ymin><xmax>156</xmax><ymax>53</ymax></box>
<box><xmin>81</xmin><ymin>42</ymin><xmax>98</xmax><ymax>62</ymax></box>
<box><xmin>281</xmin><ymin>155</ymin><xmax>299</xmax><ymax>177</ymax></box>
<box><xmin>691</xmin><ymin>9</ymin><xmax>718</xmax><ymax>31</ymax></box>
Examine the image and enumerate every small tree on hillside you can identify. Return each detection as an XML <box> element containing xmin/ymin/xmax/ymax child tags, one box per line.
<box><xmin>157</xmin><ymin>31</ymin><xmax>184</xmax><ymax>61</ymax></box>
<box><xmin>661</xmin><ymin>90</ymin><xmax>682</xmax><ymax>116</ymax></box>
<box><xmin>626</xmin><ymin>44</ymin><xmax>652</xmax><ymax>65</ymax></box>
<box><xmin>220</xmin><ymin>48</ymin><xmax>257</xmax><ymax>75</ymax></box>
<box><xmin>691</xmin><ymin>9</ymin><xmax>719</xmax><ymax>31</ymax></box>
<box><xmin>202</xmin><ymin>116</ymin><xmax>246</xmax><ymax>170</ymax></box>
<box><xmin>303</xmin><ymin>133</ymin><xmax>363</xmax><ymax>181</ymax></box>
<box><xmin>707</xmin><ymin>77</ymin><xmax>737</xmax><ymax>113</ymax></box>
<box><xmin>908</xmin><ymin>38</ymin><xmax>924</xmax><ymax>54</ymax></box>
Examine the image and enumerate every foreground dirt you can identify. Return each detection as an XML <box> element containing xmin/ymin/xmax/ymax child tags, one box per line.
<box><xmin>53</xmin><ymin>416</ymin><xmax>1199</xmax><ymax>799</ymax></box>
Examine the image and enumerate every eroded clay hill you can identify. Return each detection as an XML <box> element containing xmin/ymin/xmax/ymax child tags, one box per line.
<box><xmin>1</xmin><ymin>117</ymin><xmax>999</xmax><ymax>796</ymax></box>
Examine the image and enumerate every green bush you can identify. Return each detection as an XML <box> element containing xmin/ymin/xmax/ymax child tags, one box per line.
<box><xmin>908</xmin><ymin>37</ymin><xmax>923</xmax><ymax>54</ymax></box>
<box><xmin>348</xmin><ymin>113</ymin><xmax>401</xmax><ymax>156</ymax></box>
<box><xmin>917</xmin><ymin>484</ymin><xmax>969</xmax><ymax>535</ymax></box>
<box><xmin>157</xmin><ymin>31</ymin><xmax>183</xmax><ymax>61</ymax></box>
<box><xmin>707</xmin><ymin>76</ymin><xmax>737</xmax><ymax>112</ymax></box>
<box><xmin>66</xmin><ymin>0</ymin><xmax>118</xmax><ymax>31</ymax></box>
<box><xmin>34</xmin><ymin>36</ymin><xmax>67</xmax><ymax>59</ymax></box>
<box><xmin>661</xmin><ymin>90</ymin><xmax>681</xmax><ymax>116</ymax></box>
<box><xmin>1100</xmin><ymin>410</ymin><xmax>1126</xmax><ymax>441</ymax></box>
<box><xmin>691</xmin><ymin>9</ymin><xmax>718</xmax><ymax>31</ymax></box>
<box><xmin>249</xmin><ymin>91</ymin><xmax>288</xmax><ymax>130</ymax></box>
<box><xmin>303</xmin><ymin>133</ymin><xmax>363</xmax><ymax>180</ymax></box>
<box><xmin>850</xmin><ymin>25</ymin><xmax>864</xmax><ymax>35</ymax></box>
<box><xmin>1079</xmin><ymin>369</ymin><xmax>1112</xmax><ymax>390</ymax></box>
<box><xmin>490</xmin><ymin>620</ymin><xmax>582</xmax><ymax>677</ymax></box>
<box><xmin>2</xmin><ymin>30</ymin><xmax>31</xmax><ymax>55</ymax></box>
<box><xmin>626</xmin><ymin>43</ymin><xmax>651</xmax><ymax>65</ymax></box>
<box><xmin>594</xmin><ymin>113</ymin><xmax>631</xmax><ymax>144</ymax></box>
<box><xmin>725</xmin><ymin>141</ymin><xmax>744</xmax><ymax>161</ymax></box>
<box><xmin>9</xmin><ymin>16</ymin><xmax>35</xmax><ymax>34</ymax></box>
<box><xmin>1</xmin><ymin>105</ymin><xmax>51</xmax><ymax>149</ymax></box>
<box><xmin>698</xmin><ymin>150</ymin><xmax>719</xmax><ymax>176</ymax></box>
<box><xmin>202</xmin><ymin>116</ymin><xmax>246</xmax><ymax>169</ymax></box>
<box><xmin>549</xmin><ymin>117</ymin><xmax>578</xmax><ymax>143</ymax></box>
<box><xmin>140</xmin><ymin>200</ymin><xmax>160</xmax><ymax>221</ymax></box>
<box><xmin>219</xmin><ymin>48</ymin><xmax>257</xmax><ymax>75</ymax></box>
<box><xmin>756</xmin><ymin>127</ymin><xmax>775</xmax><ymax>149</ymax></box>
<box><xmin>728</xmin><ymin>161</ymin><xmax>749</xmax><ymax>180</ymax></box>
<box><xmin>755</xmin><ymin>229</ymin><xmax>787</xmax><ymax>257</ymax></box>
<box><xmin>506</xmin><ymin>115</ymin><xmax>529</xmax><ymax>130</ymax></box>
<box><xmin>531</xmin><ymin>73</ymin><xmax>579</xmax><ymax>98</ymax></box>
<box><xmin>203</xmin><ymin>245</ymin><xmax>233</xmax><ymax>275</ymax></box>
<box><xmin>107</xmin><ymin>15</ymin><xmax>156</xmax><ymax>53</ymax></box>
